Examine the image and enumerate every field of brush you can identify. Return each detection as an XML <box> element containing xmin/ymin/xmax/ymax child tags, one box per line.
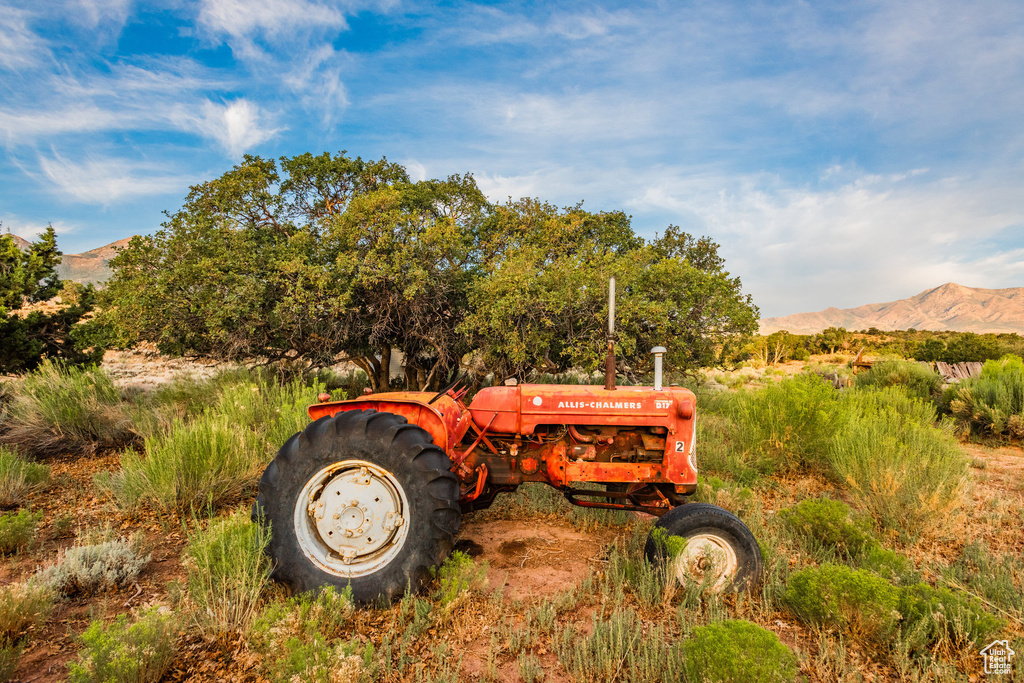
<box><xmin>0</xmin><ymin>355</ymin><xmax>1022</xmax><ymax>682</ymax></box>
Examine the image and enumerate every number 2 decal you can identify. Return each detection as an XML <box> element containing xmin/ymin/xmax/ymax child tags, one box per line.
<box><xmin>675</xmin><ymin>440</ymin><xmax>685</xmax><ymax>452</ymax></box>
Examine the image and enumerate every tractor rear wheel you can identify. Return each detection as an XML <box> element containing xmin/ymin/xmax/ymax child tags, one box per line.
<box><xmin>644</xmin><ymin>503</ymin><xmax>762</xmax><ymax>592</ymax></box>
<box><xmin>252</xmin><ymin>409</ymin><xmax>461</xmax><ymax>603</ymax></box>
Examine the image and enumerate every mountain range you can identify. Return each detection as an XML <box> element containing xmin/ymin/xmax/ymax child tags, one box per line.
<box><xmin>760</xmin><ymin>283</ymin><xmax>1024</xmax><ymax>335</ymax></box>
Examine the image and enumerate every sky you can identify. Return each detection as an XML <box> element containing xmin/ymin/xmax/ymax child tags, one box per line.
<box><xmin>1</xmin><ymin>0</ymin><xmax>1023</xmax><ymax>318</ymax></box>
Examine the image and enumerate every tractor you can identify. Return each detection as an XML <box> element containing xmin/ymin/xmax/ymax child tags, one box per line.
<box><xmin>253</xmin><ymin>278</ymin><xmax>762</xmax><ymax>603</ymax></box>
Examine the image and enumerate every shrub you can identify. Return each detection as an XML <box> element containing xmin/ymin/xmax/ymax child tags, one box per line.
<box><xmin>0</xmin><ymin>583</ymin><xmax>52</xmax><ymax>680</ymax></box>
<box><xmin>0</xmin><ymin>360</ymin><xmax>135</xmax><ymax>457</ymax></box>
<box><xmin>66</xmin><ymin>608</ymin><xmax>178</xmax><ymax>683</ymax></box>
<box><xmin>828</xmin><ymin>388</ymin><xmax>967</xmax><ymax>538</ymax></box>
<box><xmin>898</xmin><ymin>583</ymin><xmax>1005</xmax><ymax>652</ymax></box>
<box><xmin>855</xmin><ymin>360</ymin><xmax>941</xmax><ymax>400</ymax></box>
<box><xmin>784</xmin><ymin>563</ymin><xmax>901</xmax><ymax>644</ymax></box>
<box><xmin>0</xmin><ymin>509</ymin><xmax>41</xmax><ymax>555</ymax></box>
<box><xmin>432</xmin><ymin>551</ymin><xmax>488</xmax><ymax>607</ymax></box>
<box><xmin>98</xmin><ymin>415</ymin><xmax>260</xmax><ymax>514</ymax></box>
<box><xmin>99</xmin><ymin>373</ymin><xmax>322</xmax><ymax>514</ymax></box>
<box><xmin>731</xmin><ymin>374</ymin><xmax>843</xmax><ymax>474</ymax></box>
<box><xmin>942</xmin><ymin>542</ymin><xmax>1024</xmax><ymax>619</ymax></box>
<box><xmin>0</xmin><ymin>446</ymin><xmax>49</xmax><ymax>508</ymax></box>
<box><xmin>35</xmin><ymin>538</ymin><xmax>150</xmax><ymax>597</ymax></box>
<box><xmin>779</xmin><ymin>498</ymin><xmax>874</xmax><ymax>557</ymax></box>
<box><xmin>184</xmin><ymin>508</ymin><xmax>271</xmax><ymax>633</ymax></box>
<box><xmin>942</xmin><ymin>355</ymin><xmax>1024</xmax><ymax>439</ymax></box>
<box><xmin>681</xmin><ymin>619</ymin><xmax>798</xmax><ymax>683</ymax></box>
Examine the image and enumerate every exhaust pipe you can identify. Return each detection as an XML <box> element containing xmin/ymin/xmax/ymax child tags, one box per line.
<box><xmin>651</xmin><ymin>346</ymin><xmax>667</xmax><ymax>391</ymax></box>
<box><xmin>605</xmin><ymin>277</ymin><xmax>616</xmax><ymax>391</ymax></box>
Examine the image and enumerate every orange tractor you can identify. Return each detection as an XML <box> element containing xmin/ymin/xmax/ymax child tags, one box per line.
<box><xmin>254</xmin><ymin>279</ymin><xmax>761</xmax><ymax>602</ymax></box>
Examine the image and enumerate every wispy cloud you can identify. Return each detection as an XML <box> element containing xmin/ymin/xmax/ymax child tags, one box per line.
<box><xmin>0</xmin><ymin>5</ymin><xmax>49</xmax><ymax>71</ymax></box>
<box><xmin>38</xmin><ymin>152</ymin><xmax>193</xmax><ymax>204</ymax></box>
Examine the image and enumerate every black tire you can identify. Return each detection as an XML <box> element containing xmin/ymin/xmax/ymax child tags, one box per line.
<box><xmin>252</xmin><ymin>409</ymin><xmax>461</xmax><ymax>604</ymax></box>
<box><xmin>644</xmin><ymin>503</ymin><xmax>762</xmax><ymax>592</ymax></box>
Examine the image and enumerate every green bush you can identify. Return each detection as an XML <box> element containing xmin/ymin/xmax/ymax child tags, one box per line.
<box><xmin>681</xmin><ymin>619</ymin><xmax>798</xmax><ymax>683</ymax></box>
<box><xmin>66</xmin><ymin>608</ymin><xmax>178</xmax><ymax>683</ymax></box>
<box><xmin>0</xmin><ymin>447</ymin><xmax>49</xmax><ymax>508</ymax></box>
<box><xmin>785</xmin><ymin>563</ymin><xmax>901</xmax><ymax>644</ymax></box>
<box><xmin>184</xmin><ymin>508</ymin><xmax>271</xmax><ymax>633</ymax></box>
<box><xmin>942</xmin><ymin>355</ymin><xmax>1024</xmax><ymax>439</ymax></box>
<box><xmin>855</xmin><ymin>360</ymin><xmax>941</xmax><ymax>400</ymax></box>
<box><xmin>942</xmin><ymin>542</ymin><xmax>1024</xmax><ymax>619</ymax></box>
<box><xmin>0</xmin><ymin>583</ymin><xmax>52</xmax><ymax>680</ymax></box>
<box><xmin>0</xmin><ymin>509</ymin><xmax>41</xmax><ymax>555</ymax></box>
<box><xmin>828</xmin><ymin>388</ymin><xmax>967</xmax><ymax>538</ymax></box>
<box><xmin>35</xmin><ymin>538</ymin><xmax>150</xmax><ymax>597</ymax></box>
<box><xmin>0</xmin><ymin>360</ymin><xmax>135</xmax><ymax>457</ymax></box>
<box><xmin>731</xmin><ymin>374</ymin><xmax>843</xmax><ymax>474</ymax></box>
<box><xmin>98</xmin><ymin>415</ymin><xmax>260</xmax><ymax>514</ymax></box>
<box><xmin>99</xmin><ymin>373</ymin><xmax>322</xmax><ymax>514</ymax></box>
<box><xmin>899</xmin><ymin>583</ymin><xmax>1005</xmax><ymax>652</ymax></box>
<box><xmin>779</xmin><ymin>498</ymin><xmax>874</xmax><ymax>557</ymax></box>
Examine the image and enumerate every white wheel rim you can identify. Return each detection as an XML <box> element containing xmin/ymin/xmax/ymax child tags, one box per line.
<box><xmin>294</xmin><ymin>459</ymin><xmax>411</xmax><ymax>578</ymax></box>
<box><xmin>669</xmin><ymin>532</ymin><xmax>739</xmax><ymax>592</ymax></box>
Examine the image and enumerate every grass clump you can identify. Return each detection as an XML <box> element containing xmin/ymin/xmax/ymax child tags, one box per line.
<box><xmin>0</xmin><ymin>583</ymin><xmax>52</xmax><ymax>680</ymax></box>
<box><xmin>250</xmin><ymin>587</ymin><xmax>373</xmax><ymax>683</ymax></box>
<box><xmin>681</xmin><ymin>619</ymin><xmax>799</xmax><ymax>683</ymax></box>
<box><xmin>99</xmin><ymin>373</ymin><xmax>322</xmax><ymax>514</ymax></box>
<box><xmin>942</xmin><ymin>354</ymin><xmax>1024</xmax><ymax>439</ymax></box>
<box><xmin>0</xmin><ymin>360</ymin><xmax>135</xmax><ymax>457</ymax></box>
<box><xmin>35</xmin><ymin>538</ymin><xmax>150</xmax><ymax>598</ymax></box>
<box><xmin>829</xmin><ymin>388</ymin><xmax>967</xmax><ymax>538</ymax></box>
<box><xmin>855</xmin><ymin>360</ymin><xmax>941</xmax><ymax>400</ymax></box>
<box><xmin>98</xmin><ymin>415</ymin><xmax>259</xmax><ymax>514</ymax></box>
<box><xmin>66</xmin><ymin>608</ymin><xmax>178</xmax><ymax>683</ymax></box>
<box><xmin>784</xmin><ymin>563</ymin><xmax>901</xmax><ymax>644</ymax></box>
<box><xmin>0</xmin><ymin>509</ymin><xmax>42</xmax><ymax>555</ymax></box>
<box><xmin>432</xmin><ymin>551</ymin><xmax>488</xmax><ymax>607</ymax></box>
<box><xmin>555</xmin><ymin>609</ymin><xmax>683</xmax><ymax>683</ymax></box>
<box><xmin>184</xmin><ymin>508</ymin><xmax>271</xmax><ymax>633</ymax></box>
<box><xmin>0</xmin><ymin>447</ymin><xmax>49</xmax><ymax>508</ymax></box>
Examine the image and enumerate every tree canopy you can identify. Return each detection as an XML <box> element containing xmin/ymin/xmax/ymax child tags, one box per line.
<box><xmin>97</xmin><ymin>153</ymin><xmax>759</xmax><ymax>388</ymax></box>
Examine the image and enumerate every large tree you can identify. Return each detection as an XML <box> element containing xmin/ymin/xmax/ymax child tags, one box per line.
<box><xmin>97</xmin><ymin>153</ymin><xmax>488</xmax><ymax>391</ymax></box>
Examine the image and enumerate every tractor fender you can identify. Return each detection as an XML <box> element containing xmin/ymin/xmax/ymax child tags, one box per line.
<box><xmin>307</xmin><ymin>393</ymin><xmax>470</xmax><ymax>452</ymax></box>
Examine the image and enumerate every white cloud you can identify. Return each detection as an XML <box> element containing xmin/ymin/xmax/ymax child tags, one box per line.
<box><xmin>171</xmin><ymin>99</ymin><xmax>281</xmax><ymax>157</ymax></box>
<box><xmin>0</xmin><ymin>5</ymin><xmax>48</xmax><ymax>71</ymax></box>
<box><xmin>627</xmin><ymin>170</ymin><xmax>1024</xmax><ymax>316</ymax></box>
<box><xmin>74</xmin><ymin>0</ymin><xmax>132</xmax><ymax>29</ymax></box>
<box><xmin>38</xmin><ymin>152</ymin><xmax>192</xmax><ymax>204</ymax></box>
<box><xmin>198</xmin><ymin>0</ymin><xmax>345</xmax><ymax>38</ymax></box>
<box><xmin>0</xmin><ymin>216</ymin><xmax>78</xmax><ymax>239</ymax></box>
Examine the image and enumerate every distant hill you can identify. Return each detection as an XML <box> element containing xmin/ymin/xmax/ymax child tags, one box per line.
<box><xmin>7</xmin><ymin>234</ymin><xmax>133</xmax><ymax>285</ymax></box>
<box><xmin>760</xmin><ymin>283</ymin><xmax>1024</xmax><ymax>335</ymax></box>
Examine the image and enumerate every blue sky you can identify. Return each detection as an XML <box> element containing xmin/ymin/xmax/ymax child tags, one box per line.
<box><xmin>2</xmin><ymin>0</ymin><xmax>1022</xmax><ymax>318</ymax></box>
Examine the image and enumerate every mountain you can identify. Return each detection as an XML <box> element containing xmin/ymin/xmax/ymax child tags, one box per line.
<box><xmin>55</xmin><ymin>237</ymin><xmax>133</xmax><ymax>284</ymax></box>
<box><xmin>6</xmin><ymin>233</ymin><xmax>133</xmax><ymax>285</ymax></box>
<box><xmin>760</xmin><ymin>283</ymin><xmax>1024</xmax><ymax>335</ymax></box>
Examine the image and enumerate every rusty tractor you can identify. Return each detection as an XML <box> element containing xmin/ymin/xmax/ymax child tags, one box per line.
<box><xmin>253</xmin><ymin>278</ymin><xmax>762</xmax><ymax>602</ymax></box>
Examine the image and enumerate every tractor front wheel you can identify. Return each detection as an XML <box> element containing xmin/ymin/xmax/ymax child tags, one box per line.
<box><xmin>644</xmin><ymin>503</ymin><xmax>762</xmax><ymax>592</ymax></box>
<box><xmin>253</xmin><ymin>409</ymin><xmax>461</xmax><ymax>603</ymax></box>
